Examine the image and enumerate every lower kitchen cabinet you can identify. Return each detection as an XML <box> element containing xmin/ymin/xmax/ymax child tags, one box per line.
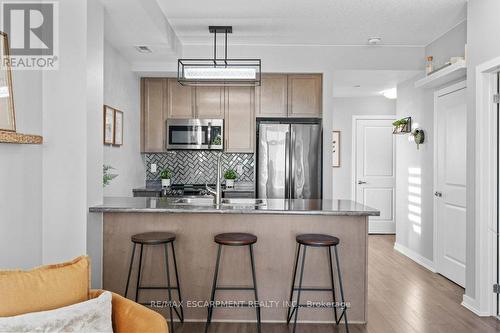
<box><xmin>224</xmin><ymin>87</ymin><xmax>255</xmax><ymax>153</ymax></box>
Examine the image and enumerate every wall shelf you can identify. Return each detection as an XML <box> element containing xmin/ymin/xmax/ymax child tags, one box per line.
<box><xmin>415</xmin><ymin>59</ymin><xmax>466</xmax><ymax>89</ymax></box>
<box><xmin>0</xmin><ymin>131</ymin><xmax>43</xmax><ymax>144</ymax></box>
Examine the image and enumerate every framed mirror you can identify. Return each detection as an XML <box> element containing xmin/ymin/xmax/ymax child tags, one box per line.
<box><xmin>0</xmin><ymin>31</ymin><xmax>15</xmax><ymax>132</ymax></box>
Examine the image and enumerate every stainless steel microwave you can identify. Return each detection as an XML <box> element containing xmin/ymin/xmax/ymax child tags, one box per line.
<box><xmin>166</xmin><ymin>119</ymin><xmax>224</xmax><ymax>150</ymax></box>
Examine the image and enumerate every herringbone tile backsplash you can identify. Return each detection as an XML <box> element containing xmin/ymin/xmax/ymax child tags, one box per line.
<box><xmin>145</xmin><ymin>152</ymin><xmax>254</xmax><ymax>184</ymax></box>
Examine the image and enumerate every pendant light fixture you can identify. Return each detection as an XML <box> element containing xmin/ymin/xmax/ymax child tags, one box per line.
<box><xmin>177</xmin><ymin>26</ymin><xmax>261</xmax><ymax>86</ymax></box>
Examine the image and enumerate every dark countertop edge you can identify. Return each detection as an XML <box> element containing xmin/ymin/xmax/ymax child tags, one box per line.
<box><xmin>132</xmin><ymin>187</ymin><xmax>255</xmax><ymax>192</ymax></box>
<box><xmin>89</xmin><ymin>207</ymin><xmax>380</xmax><ymax>216</ymax></box>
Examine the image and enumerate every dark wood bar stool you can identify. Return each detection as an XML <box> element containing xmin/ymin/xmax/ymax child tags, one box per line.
<box><xmin>287</xmin><ymin>234</ymin><xmax>349</xmax><ymax>333</ymax></box>
<box><xmin>124</xmin><ymin>232</ymin><xmax>184</xmax><ymax>332</ymax></box>
<box><xmin>205</xmin><ymin>233</ymin><xmax>261</xmax><ymax>333</ymax></box>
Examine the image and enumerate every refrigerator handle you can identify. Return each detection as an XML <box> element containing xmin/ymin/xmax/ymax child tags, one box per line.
<box><xmin>290</xmin><ymin>128</ymin><xmax>295</xmax><ymax>199</ymax></box>
<box><xmin>285</xmin><ymin>131</ymin><xmax>290</xmax><ymax>199</ymax></box>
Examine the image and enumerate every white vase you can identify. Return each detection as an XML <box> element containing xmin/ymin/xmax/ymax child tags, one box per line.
<box><xmin>161</xmin><ymin>179</ymin><xmax>170</xmax><ymax>187</ymax></box>
<box><xmin>225</xmin><ymin>179</ymin><xmax>234</xmax><ymax>188</ymax></box>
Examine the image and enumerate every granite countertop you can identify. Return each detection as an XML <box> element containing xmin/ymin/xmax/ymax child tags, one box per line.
<box><xmin>89</xmin><ymin>197</ymin><xmax>380</xmax><ymax>216</ymax></box>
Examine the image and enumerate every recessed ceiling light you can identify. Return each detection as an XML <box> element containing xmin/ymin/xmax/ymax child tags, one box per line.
<box><xmin>353</xmin><ymin>85</ymin><xmax>361</xmax><ymax>88</ymax></box>
<box><xmin>380</xmin><ymin>88</ymin><xmax>397</xmax><ymax>99</ymax></box>
<box><xmin>367</xmin><ymin>37</ymin><xmax>382</xmax><ymax>45</ymax></box>
<box><xmin>136</xmin><ymin>46</ymin><xmax>152</xmax><ymax>53</ymax></box>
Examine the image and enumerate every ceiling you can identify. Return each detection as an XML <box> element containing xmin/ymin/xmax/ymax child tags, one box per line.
<box><xmin>331</xmin><ymin>70</ymin><xmax>421</xmax><ymax>97</ymax></box>
<box><xmin>156</xmin><ymin>0</ymin><xmax>467</xmax><ymax>46</ymax></box>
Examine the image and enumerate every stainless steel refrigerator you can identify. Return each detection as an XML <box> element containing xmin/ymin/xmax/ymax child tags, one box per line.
<box><xmin>256</xmin><ymin>120</ymin><xmax>322</xmax><ymax>199</ymax></box>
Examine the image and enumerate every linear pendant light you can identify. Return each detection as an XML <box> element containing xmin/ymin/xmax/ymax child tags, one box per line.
<box><xmin>177</xmin><ymin>26</ymin><xmax>261</xmax><ymax>86</ymax></box>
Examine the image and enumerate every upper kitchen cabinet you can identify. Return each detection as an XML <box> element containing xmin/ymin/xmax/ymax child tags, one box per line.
<box><xmin>194</xmin><ymin>86</ymin><xmax>224</xmax><ymax>118</ymax></box>
<box><xmin>256</xmin><ymin>74</ymin><xmax>288</xmax><ymax>117</ymax></box>
<box><xmin>287</xmin><ymin>74</ymin><xmax>322</xmax><ymax>118</ymax></box>
<box><xmin>141</xmin><ymin>78</ymin><xmax>167</xmax><ymax>153</ymax></box>
<box><xmin>225</xmin><ymin>87</ymin><xmax>255</xmax><ymax>153</ymax></box>
<box><xmin>167</xmin><ymin>78</ymin><xmax>194</xmax><ymax>119</ymax></box>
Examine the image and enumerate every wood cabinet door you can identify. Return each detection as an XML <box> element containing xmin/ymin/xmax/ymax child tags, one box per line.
<box><xmin>194</xmin><ymin>86</ymin><xmax>224</xmax><ymax>118</ymax></box>
<box><xmin>256</xmin><ymin>74</ymin><xmax>288</xmax><ymax>117</ymax></box>
<box><xmin>224</xmin><ymin>87</ymin><xmax>255</xmax><ymax>153</ymax></box>
<box><xmin>287</xmin><ymin>74</ymin><xmax>322</xmax><ymax>118</ymax></box>
<box><xmin>167</xmin><ymin>78</ymin><xmax>194</xmax><ymax>119</ymax></box>
<box><xmin>141</xmin><ymin>78</ymin><xmax>166</xmax><ymax>152</ymax></box>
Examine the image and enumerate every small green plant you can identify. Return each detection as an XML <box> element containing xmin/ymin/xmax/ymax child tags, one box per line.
<box><xmin>211</xmin><ymin>135</ymin><xmax>221</xmax><ymax>145</ymax></box>
<box><xmin>160</xmin><ymin>169</ymin><xmax>172</xmax><ymax>179</ymax></box>
<box><xmin>103</xmin><ymin>165</ymin><xmax>117</xmax><ymax>187</ymax></box>
<box><xmin>224</xmin><ymin>169</ymin><xmax>238</xmax><ymax>180</ymax></box>
<box><xmin>392</xmin><ymin>118</ymin><xmax>408</xmax><ymax>127</ymax></box>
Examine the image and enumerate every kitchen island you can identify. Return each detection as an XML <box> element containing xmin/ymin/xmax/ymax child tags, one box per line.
<box><xmin>90</xmin><ymin>197</ymin><xmax>379</xmax><ymax>324</ymax></box>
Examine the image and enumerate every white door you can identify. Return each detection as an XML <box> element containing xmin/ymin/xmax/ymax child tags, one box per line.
<box><xmin>354</xmin><ymin>117</ymin><xmax>396</xmax><ymax>233</ymax></box>
<box><xmin>435</xmin><ymin>83</ymin><xmax>467</xmax><ymax>287</ymax></box>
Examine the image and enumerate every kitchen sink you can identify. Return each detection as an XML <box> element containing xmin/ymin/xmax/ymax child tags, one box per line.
<box><xmin>167</xmin><ymin>197</ymin><xmax>266</xmax><ymax>207</ymax></box>
<box><xmin>221</xmin><ymin>198</ymin><xmax>266</xmax><ymax>207</ymax></box>
<box><xmin>167</xmin><ymin>196</ymin><xmax>215</xmax><ymax>206</ymax></box>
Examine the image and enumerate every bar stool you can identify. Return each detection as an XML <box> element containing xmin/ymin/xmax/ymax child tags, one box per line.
<box><xmin>205</xmin><ymin>233</ymin><xmax>261</xmax><ymax>333</ymax></box>
<box><xmin>124</xmin><ymin>232</ymin><xmax>184</xmax><ymax>332</ymax></box>
<box><xmin>286</xmin><ymin>234</ymin><xmax>349</xmax><ymax>333</ymax></box>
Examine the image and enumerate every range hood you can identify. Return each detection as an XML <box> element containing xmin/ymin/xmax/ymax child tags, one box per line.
<box><xmin>177</xmin><ymin>26</ymin><xmax>261</xmax><ymax>87</ymax></box>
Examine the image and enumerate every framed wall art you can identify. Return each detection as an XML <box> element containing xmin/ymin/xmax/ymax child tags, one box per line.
<box><xmin>0</xmin><ymin>31</ymin><xmax>15</xmax><ymax>132</ymax></box>
<box><xmin>332</xmin><ymin>131</ymin><xmax>340</xmax><ymax>167</ymax></box>
<box><xmin>103</xmin><ymin>105</ymin><xmax>115</xmax><ymax>145</ymax></box>
<box><xmin>113</xmin><ymin>109</ymin><xmax>123</xmax><ymax>146</ymax></box>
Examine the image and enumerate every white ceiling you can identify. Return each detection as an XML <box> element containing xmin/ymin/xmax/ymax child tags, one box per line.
<box><xmin>331</xmin><ymin>70</ymin><xmax>421</xmax><ymax>97</ymax></box>
<box><xmin>156</xmin><ymin>0</ymin><xmax>467</xmax><ymax>46</ymax></box>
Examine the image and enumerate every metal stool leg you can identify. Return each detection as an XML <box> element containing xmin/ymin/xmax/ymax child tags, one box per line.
<box><xmin>328</xmin><ymin>246</ymin><xmax>339</xmax><ymax>323</ymax></box>
<box><xmin>287</xmin><ymin>243</ymin><xmax>301</xmax><ymax>324</ymax></box>
<box><xmin>249</xmin><ymin>244</ymin><xmax>261</xmax><ymax>333</ymax></box>
<box><xmin>124</xmin><ymin>243</ymin><xmax>136</xmax><ymax>298</ymax></box>
<box><xmin>293</xmin><ymin>245</ymin><xmax>307</xmax><ymax>333</ymax></box>
<box><xmin>171</xmin><ymin>241</ymin><xmax>184</xmax><ymax>322</ymax></box>
<box><xmin>334</xmin><ymin>245</ymin><xmax>349</xmax><ymax>333</ymax></box>
<box><xmin>205</xmin><ymin>244</ymin><xmax>222</xmax><ymax>333</ymax></box>
<box><xmin>165</xmin><ymin>243</ymin><xmax>175</xmax><ymax>333</ymax></box>
<box><xmin>135</xmin><ymin>244</ymin><xmax>144</xmax><ymax>302</ymax></box>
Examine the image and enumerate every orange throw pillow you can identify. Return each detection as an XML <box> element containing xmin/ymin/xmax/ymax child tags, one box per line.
<box><xmin>0</xmin><ymin>256</ymin><xmax>90</xmax><ymax>317</ymax></box>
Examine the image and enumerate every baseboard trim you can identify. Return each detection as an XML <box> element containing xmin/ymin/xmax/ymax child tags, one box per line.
<box><xmin>461</xmin><ymin>295</ymin><xmax>491</xmax><ymax>317</ymax></box>
<box><xmin>394</xmin><ymin>242</ymin><xmax>436</xmax><ymax>273</ymax></box>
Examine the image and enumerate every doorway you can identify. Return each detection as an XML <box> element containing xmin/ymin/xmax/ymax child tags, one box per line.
<box><xmin>352</xmin><ymin>116</ymin><xmax>396</xmax><ymax>234</ymax></box>
<box><xmin>434</xmin><ymin>81</ymin><xmax>467</xmax><ymax>287</ymax></box>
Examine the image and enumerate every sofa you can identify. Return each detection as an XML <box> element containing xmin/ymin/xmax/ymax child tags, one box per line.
<box><xmin>0</xmin><ymin>256</ymin><xmax>168</xmax><ymax>333</ymax></box>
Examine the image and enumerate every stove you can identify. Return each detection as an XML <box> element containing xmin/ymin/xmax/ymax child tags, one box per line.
<box><xmin>162</xmin><ymin>184</ymin><xmax>212</xmax><ymax>197</ymax></box>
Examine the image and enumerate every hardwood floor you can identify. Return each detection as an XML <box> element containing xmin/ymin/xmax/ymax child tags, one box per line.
<box><xmin>174</xmin><ymin>235</ymin><xmax>500</xmax><ymax>333</ymax></box>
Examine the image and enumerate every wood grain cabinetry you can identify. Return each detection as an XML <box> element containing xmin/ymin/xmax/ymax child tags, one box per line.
<box><xmin>257</xmin><ymin>73</ymin><xmax>322</xmax><ymax>118</ymax></box>
<box><xmin>256</xmin><ymin>74</ymin><xmax>288</xmax><ymax>117</ymax></box>
<box><xmin>167</xmin><ymin>78</ymin><xmax>194</xmax><ymax>119</ymax></box>
<box><xmin>224</xmin><ymin>87</ymin><xmax>255</xmax><ymax>153</ymax></box>
<box><xmin>141</xmin><ymin>78</ymin><xmax>167</xmax><ymax>152</ymax></box>
<box><xmin>287</xmin><ymin>74</ymin><xmax>322</xmax><ymax>117</ymax></box>
<box><xmin>194</xmin><ymin>86</ymin><xmax>224</xmax><ymax>118</ymax></box>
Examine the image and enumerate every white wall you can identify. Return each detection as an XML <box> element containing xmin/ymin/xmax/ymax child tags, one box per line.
<box><xmin>331</xmin><ymin>96</ymin><xmax>396</xmax><ymax>199</ymax></box>
<box><xmin>465</xmin><ymin>0</ymin><xmax>500</xmax><ymax>301</ymax></box>
<box><xmin>395</xmin><ymin>74</ymin><xmax>435</xmax><ymax>262</ymax></box>
<box><xmin>425</xmin><ymin>21</ymin><xmax>467</xmax><ymax>69</ymax></box>
<box><xmin>0</xmin><ymin>70</ymin><xmax>43</xmax><ymax>269</ymax></box>
<box><xmin>42</xmin><ymin>0</ymin><xmax>104</xmax><ymax>265</ymax></box>
<box><xmin>103</xmin><ymin>42</ymin><xmax>144</xmax><ymax>197</ymax></box>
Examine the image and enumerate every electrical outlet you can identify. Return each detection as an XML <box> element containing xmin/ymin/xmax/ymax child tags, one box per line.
<box><xmin>151</xmin><ymin>163</ymin><xmax>157</xmax><ymax>173</ymax></box>
<box><xmin>236</xmin><ymin>165</ymin><xmax>243</xmax><ymax>174</ymax></box>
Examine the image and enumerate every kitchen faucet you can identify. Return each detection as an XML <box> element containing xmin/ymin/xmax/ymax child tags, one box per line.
<box><xmin>206</xmin><ymin>152</ymin><xmax>223</xmax><ymax>205</ymax></box>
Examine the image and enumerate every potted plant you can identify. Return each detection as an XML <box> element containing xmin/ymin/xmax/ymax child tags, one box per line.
<box><xmin>224</xmin><ymin>169</ymin><xmax>238</xmax><ymax>188</ymax></box>
<box><xmin>392</xmin><ymin>118</ymin><xmax>409</xmax><ymax>133</ymax></box>
<box><xmin>160</xmin><ymin>169</ymin><xmax>172</xmax><ymax>187</ymax></box>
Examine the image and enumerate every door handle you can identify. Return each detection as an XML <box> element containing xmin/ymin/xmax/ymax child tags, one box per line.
<box><xmin>358</xmin><ymin>180</ymin><xmax>367</xmax><ymax>185</ymax></box>
<box><xmin>434</xmin><ymin>191</ymin><xmax>443</xmax><ymax>197</ymax></box>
